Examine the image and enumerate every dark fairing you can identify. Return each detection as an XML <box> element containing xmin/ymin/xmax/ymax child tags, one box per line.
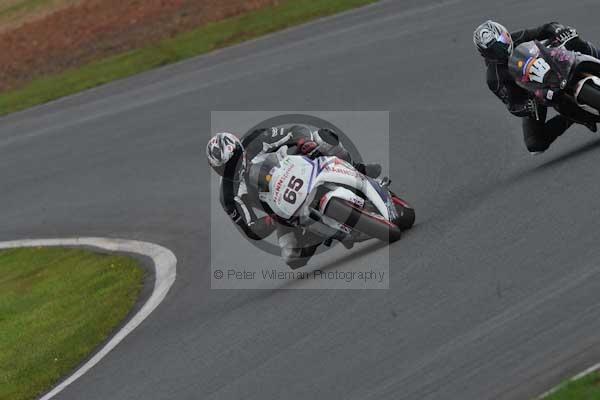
<box><xmin>509</xmin><ymin>40</ymin><xmax>600</xmax><ymax>122</ymax></box>
<box><xmin>508</xmin><ymin>41</ymin><xmax>575</xmax><ymax>93</ymax></box>
<box><xmin>572</xmin><ymin>54</ymin><xmax>600</xmax><ymax>79</ymax></box>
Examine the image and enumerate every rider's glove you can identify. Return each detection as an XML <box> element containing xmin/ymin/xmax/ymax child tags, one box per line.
<box><xmin>552</xmin><ymin>27</ymin><xmax>578</xmax><ymax>47</ymax></box>
<box><xmin>542</xmin><ymin>22</ymin><xmax>565</xmax><ymax>37</ymax></box>
<box><xmin>297</xmin><ymin>139</ymin><xmax>320</xmax><ymax>157</ymax></box>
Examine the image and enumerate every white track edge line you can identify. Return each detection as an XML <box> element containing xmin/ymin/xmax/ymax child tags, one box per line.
<box><xmin>0</xmin><ymin>238</ymin><xmax>177</xmax><ymax>400</ymax></box>
<box><xmin>537</xmin><ymin>363</ymin><xmax>600</xmax><ymax>399</ymax></box>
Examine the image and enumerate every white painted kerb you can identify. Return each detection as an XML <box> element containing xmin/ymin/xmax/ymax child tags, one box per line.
<box><xmin>0</xmin><ymin>238</ymin><xmax>177</xmax><ymax>400</ymax></box>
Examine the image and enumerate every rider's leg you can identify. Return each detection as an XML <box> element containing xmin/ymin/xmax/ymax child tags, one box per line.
<box><xmin>277</xmin><ymin>226</ymin><xmax>319</xmax><ymax>269</ymax></box>
<box><xmin>522</xmin><ymin>108</ymin><xmax>571</xmax><ymax>153</ymax></box>
<box><xmin>546</xmin><ymin>114</ymin><xmax>574</xmax><ymax>137</ymax></box>
<box><xmin>523</xmin><ymin>110</ymin><xmax>549</xmax><ymax>154</ymax></box>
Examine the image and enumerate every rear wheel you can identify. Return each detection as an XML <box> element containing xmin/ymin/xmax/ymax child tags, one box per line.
<box><xmin>578</xmin><ymin>80</ymin><xmax>600</xmax><ymax>111</ymax></box>
<box><xmin>391</xmin><ymin>193</ymin><xmax>416</xmax><ymax>231</ymax></box>
<box><xmin>323</xmin><ymin>198</ymin><xmax>402</xmax><ymax>243</ymax></box>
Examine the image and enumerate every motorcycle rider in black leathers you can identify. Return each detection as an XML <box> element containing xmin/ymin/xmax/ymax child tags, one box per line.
<box><xmin>473</xmin><ymin>20</ymin><xmax>600</xmax><ymax>153</ymax></box>
<box><xmin>206</xmin><ymin>125</ymin><xmax>381</xmax><ymax>269</ymax></box>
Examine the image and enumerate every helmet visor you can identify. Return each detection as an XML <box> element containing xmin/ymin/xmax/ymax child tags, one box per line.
<box><xmin>485</xmin><ymin>37</ymin><xmax>511</xmax><ymax>60</ymax></box>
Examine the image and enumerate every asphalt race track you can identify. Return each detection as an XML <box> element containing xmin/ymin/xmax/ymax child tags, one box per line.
<box><xmin>2</xmin><ymin>0</ymin><xmax>600</xmax><ymax>398</ymax></box>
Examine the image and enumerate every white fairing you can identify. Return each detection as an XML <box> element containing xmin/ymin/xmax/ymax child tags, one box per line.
<box><xmin>574</xmin><ymin>75</ymin><xmax>600</xmax><ymax>115</ymax></box>
<box><xmin>257</xmin><ymin>148</ymin><xmax>395</xmax><ymax>234</ymax></box>
<box><xmin>313</xmin><ymin>157</ymin><xmax>392</xmax><ymax>221</ymax></box>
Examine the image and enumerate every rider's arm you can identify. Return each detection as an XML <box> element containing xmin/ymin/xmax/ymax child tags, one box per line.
<box><xmin>300</xmin><ymin>128</ymin><xmax>386</xmax><ymax>175</ymax></box>
<box><xmin>486</xmin><ymin>63</ymin><xmax>539</xmax><ymax>118</ymax></box>
<box><xmin>244</xmin><ymin>126</ymin><xmax>313</xmax><ymax>156</ymax></box>
<box><xmin>567</xmin><ymin>37</ymin><xmax>600</xmax><ymax>58</ymax></box>
<box><xmin>510</xmin><ymin>22</ymin><xmax>564</xmax><ymax>45</ymax></box>
<box><xmin>516</xmin><ymin>23</ymin><xmax>600</xmax><ymax>58</ymax></box>
<box><xmin>220</xmin><ymin>182</ymin><xmax>276</xmax><ymax>241</ymax></box>
<box><xmin>263</xmin><ymin>125</ymin><xmax>351</xmax><ymax>162</ymax></box>
<box><xmin>310</xmin><ymin>128</ymin><xmax>352</xmax><ymax>161</ymax></box>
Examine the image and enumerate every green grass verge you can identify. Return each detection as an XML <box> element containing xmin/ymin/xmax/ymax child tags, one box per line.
<box><xmin>0</xmin><ymin>0</ymin><xmax>377</xmax><ymax>116</ymax></box>
<box><xmin>543</xmin><ymin>370</ymin><xmax>600</xmax><ymax>400</ymax></box>
<box><xmin>0</xmin><ymin>247</ymin><xmax>144</xmax><ymax>400</ymax></box>
<box><xmin>0</xmin><ymin>0</ymin><xmax>59</xmax><ymax>18</ymax></box>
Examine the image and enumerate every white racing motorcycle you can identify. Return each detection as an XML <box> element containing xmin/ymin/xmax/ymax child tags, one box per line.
<box><xmin>248</xmin><ymin>146</ymin><xmax>415</xmax><ymax>245</ymax></box>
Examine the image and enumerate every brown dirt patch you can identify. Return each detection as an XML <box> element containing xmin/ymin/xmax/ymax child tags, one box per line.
<box><xmin>0</xmin><ymin>0</ymin><xmax>86</xmax><ymax>33</ymax></box>
<box><xmin>0</xmin><ymin>0</ymin><xmax>280</xmax><ymax>92</ymax></box>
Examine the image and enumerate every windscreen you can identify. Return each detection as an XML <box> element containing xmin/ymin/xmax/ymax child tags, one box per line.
<box><xmin>247</xmin><ymin>153</ymin><xmax>281</xmax><ymax>193</ymax></box>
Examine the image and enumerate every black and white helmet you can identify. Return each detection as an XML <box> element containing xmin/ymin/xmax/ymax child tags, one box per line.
<box><xmin>473</xmin><ymin>20</ymin><xmax>513</xmax><ymax>61</ymax></box>
<box><xmin>206</xmin><ymin>132</ymin><xmax>245</xmax><ymax>178</ymax></box>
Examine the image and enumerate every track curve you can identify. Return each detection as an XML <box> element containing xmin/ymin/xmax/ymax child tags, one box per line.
<box><xmin>2</xmin><ymin>0</ymin><xmax>600</xmax><ymax>399</ymax></box>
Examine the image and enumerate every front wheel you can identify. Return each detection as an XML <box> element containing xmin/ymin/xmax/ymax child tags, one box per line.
<box><xmin>577</xmin><ymin>80</ymin><xmax>600</xmax><ymax>112</ymax></box>
<box><xmin>323</xmin><ymin>198</ymin><xmax>402</xmax><ymax>243</ymax></box>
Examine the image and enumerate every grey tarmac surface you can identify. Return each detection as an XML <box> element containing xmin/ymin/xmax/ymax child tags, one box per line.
<box><xmin>2</xmin><ymin>0</ymin><xmax>600</xmax><ymax>398</ymax></box>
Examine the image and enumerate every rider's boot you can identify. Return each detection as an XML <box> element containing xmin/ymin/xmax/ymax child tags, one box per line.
<box><xmin>329</xmin><ymin>232</ymin><xmax>359</xmax><ymax>249</ymax></box>
<box><xmin>379</xmin><ymin>176</ymin><xmax>392</xmax><ymax>188</ymax></box>
<box><xmin>583</xmin><ymin>121</ymin><xmax>598</xmax><ymax>133</ymax></box>
<box><xmin>328</xmin><ymin>231</ymin><xmax>354</xmax><ymax>249</ymax></box>
<box><xmin>341</xmin><ymin>231</ymin><xmax>371</xmax><ymax>249</ymax></box>
<box><xmin>340</xmin><ymin>239</ymin><xmax>354</xmax><ymax>250</ymax></box>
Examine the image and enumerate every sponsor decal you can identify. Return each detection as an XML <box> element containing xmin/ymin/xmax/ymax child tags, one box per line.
<box><xmin>522</xmin><ymin>57</ymin><xmax>550</xmax><ymax>84</ymax></box>
<box><xmin>528</xmin><ymin>58</ymin><xmax>551</xmax><ymax>83</ymax></box>
<box><xmin>272</xmin><ymin>163</ymin><xmax>295</xmax><ymax>204</ymax></box>
<box><xmin>325</xmin><ymin>166</ymin><xmax>360</xmax><ymax>178</ymax></box>
<box><xmin>349</xmin><ymin>197</ymin><xmax>364</xmax><ymax>208</ymax></box>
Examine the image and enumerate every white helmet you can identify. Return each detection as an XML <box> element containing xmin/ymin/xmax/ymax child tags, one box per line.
<box><xmin>473</xmin><ymin>20</ymin><xmax>513</xmax><ymax>61</ymax></box>
<box><xmin>206</xmin><ymin>132</ymin><xmax>245</xmax><ymax>178</ymax></box>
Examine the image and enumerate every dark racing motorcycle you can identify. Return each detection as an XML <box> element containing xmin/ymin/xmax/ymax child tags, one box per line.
<box><xmin>509</xmin><ymin>39</ymin><xmax>600</xmax><ymax>122</ymax></box>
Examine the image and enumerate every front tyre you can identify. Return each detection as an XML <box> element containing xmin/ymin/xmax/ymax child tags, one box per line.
<box><xmin>323</xmin><ymin>198</ymin><xmax>402</xmax><ymax>243</ymax></box>
<box><xmin>577</xmin><ymin>80</ymin><xmax>600</xmax><ymax>112</ymax></box>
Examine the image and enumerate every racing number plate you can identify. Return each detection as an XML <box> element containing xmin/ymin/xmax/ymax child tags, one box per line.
<box><xmin>269</xmin><ymin>157</ymin><xmax>312</xmax><ymax>218</ymax></box>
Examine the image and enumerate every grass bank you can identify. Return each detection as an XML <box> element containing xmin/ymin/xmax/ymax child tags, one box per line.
<box><xmin>0</xmin><ymin>0</ymin><xmax>377</xmax><ymax>116</ymax></box>
<box><xmin>543</xmin><ymin>370</ymin><xmax>600</xmax><ymax>400</ymax></box>
<box><xmin>0</xmin><ymin>247</ymin><xmax>144</xmax><ymax>400</ymax></box>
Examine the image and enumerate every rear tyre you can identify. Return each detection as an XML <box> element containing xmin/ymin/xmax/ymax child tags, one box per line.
<box><xmin>395</xmin><ymin>205</ymin><xmax>416</xmax><ymax>231</ymax></box>
<box><xmin>578</xmin><ymin>80</ymin><xmax>600</xmax><ymax>112</ymax></box>
<box><xmin>390</xmin><ymin>193</ymin><xmax>416</xmax><ymax>231</ymax></box>
<box><xmin>323</xmin><ymin>198</ymin><xmax>402</xmax><ymax>243</ymax></box>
